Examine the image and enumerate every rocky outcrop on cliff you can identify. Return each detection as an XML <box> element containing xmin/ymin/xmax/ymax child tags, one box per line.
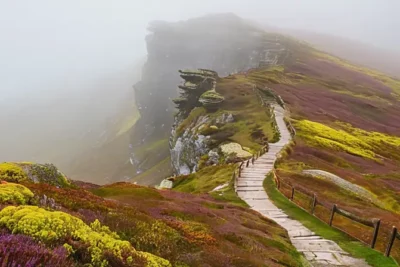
<box><xmin>129</xmin><ymin>14</ymin><xmax>266</xmax><ymax>184</ymax></box>
<box><xmin>169</xmin><ymin>69</ymin><xmax>253</xmax><ymax>176</ymax></box>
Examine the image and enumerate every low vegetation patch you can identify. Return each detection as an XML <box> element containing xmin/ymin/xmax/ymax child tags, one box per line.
<box><xmin>0</xmin><ymin>183</ymin><xmax>34</xmax><ymax>205</ymax></box>
<box><xmin>0</xmin><ymin>163</ymin><xmax>28</xmax><ymax>183</ymax></box>
<box><xmin>173</xmin><ymin>164</ymin><xmax>235</xmax><ymax>194</ymax></box>
<box><xmin>295</xmin><ymin>120</ymin><xmax>377</xmax><ymax>160</ymax></box>
<box><xmin>0</xmin><ymin>205</ymin><xmax>169</xmax><ymax>266</ymax></box>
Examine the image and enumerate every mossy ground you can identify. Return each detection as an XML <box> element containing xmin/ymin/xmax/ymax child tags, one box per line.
<box><xmin>215</xmin><ymin>75</ymin><xmax>277</xmax><ymax>150</ymax></box>
<box><xmin>173</xmin><ymin>164</ymin><xmax>248</xmax><ymax>207</ymax></box>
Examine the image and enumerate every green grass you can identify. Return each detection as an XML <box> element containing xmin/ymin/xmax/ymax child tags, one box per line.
<box><xmin>173</xmin><ymin>164</ymin><xmax>248</xmax><ymax>207</ymax></box>
<box><xmin>209</xmin><ymin>183</ymin><xmax>248</xmax><ymax>208</ymax></box>
<box><xmin>173</xmin><ymin>165</ymin><xmax>235</xmax><ymax>194</ymax></box>
<box><xmin>116</xmin><ymin>107</ymin><xmax>140</xmax><ymax>136</ymax></box>
<box><xmin>176</xmin><ymin>107</ymin><xmax>207</xmax><ymax>137</ymax></box>
<box><xmin>263</xmin><ymin>173</ymin><xmax>398</xmax><ymax>267</ymax></box>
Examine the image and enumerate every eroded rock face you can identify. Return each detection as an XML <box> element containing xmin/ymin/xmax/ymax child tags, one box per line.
<box><xmin>130</xmin><ymin>14</ymin><xmax>265</xmax><ymax>183</ymax></box>
<box><xmin>171</xmin><ymin>131</ymin><xmax>210</xmax><ymax>175</ymax></box>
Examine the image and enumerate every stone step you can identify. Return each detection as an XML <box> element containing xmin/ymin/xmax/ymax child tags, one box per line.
<box><xmin>238</xmin><ymin>179</ymin><xmax>264</xmax><ymax>181</ymax></box>
<box><xmin>241</xmin><ymin>169</ymin><xmax>271</xmax><ymax>172</ymax></box>
<box><xmin>242</xmin><ymin>168</ymin><xmax>272</xmax><ymax>171</ymax></box>
<box><xmin>292</xmin><ymin>235</ymin><xmax>322</xmax><ymax>240</ymax></box>
<box><xmin>238</xmin><ymin>192</ymin><xmax>268</xmax><ymax>199</ymax></box>
<box><xmin>236</xmin><ymin>186</ymin><xmax>264</xmax><ymax>190</ymax></box>
<box><xmin>237</xmin><ymin>182</ymin><xmax>263</xmax><ymax>186</ymax></box>
<box><xmin>239</xmin><ymin>174</ymin><xmax>266</xmax><ymax>178</ymax></box>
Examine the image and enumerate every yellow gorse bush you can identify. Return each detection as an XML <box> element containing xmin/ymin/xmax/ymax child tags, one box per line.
<box><xmin>0</xmin><ymin>205</ymin><xmax>171</xmax><ymax>267</ymax></box>
<box><xmin>0</xmin><ymin>183</ymin><xmax>34</xmax><ymax>204</ymax></box>
<box><xmin>0</xmin><ymin>163</ymin><xmax>28</xmax><ymax>183</ymax></box>
<box><xmin>295</xmin><ymin>120</ymin><xmax>400</xmax><ymax>161</ymax></box>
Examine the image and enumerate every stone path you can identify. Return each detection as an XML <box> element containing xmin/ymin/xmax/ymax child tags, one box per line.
<box><xmin>237</xmin><ymin>104</ymin><xmax>370</xmax><ymax>267</ymax></box>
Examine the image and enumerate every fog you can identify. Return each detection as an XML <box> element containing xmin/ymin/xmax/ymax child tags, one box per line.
<box><xmin>1</xmin><ymin>0</ymin><xmax>398</xmax><ymax>179</ymax></box>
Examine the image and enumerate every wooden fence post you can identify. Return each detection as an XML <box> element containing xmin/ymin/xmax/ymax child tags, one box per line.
<box><xmin>238</xmin><ymin>167</ymin><xmax>241</xmax><ymax>178</ymax></box>
<box><xmin>246</xmin><ymin>160</ymin><xmax>250</xmax><ymax>167</ymax></box>
<box><xmin>251</xmin><ymin>156</ymin><xmax>255</xmax><ymax>165</ymax></box>
<box><xmin>385</xmin><ymin>226</ymin><xmax>397</xmax><ymax>257</ymax></box>
<box><xmin>276</xmin><ymin>175</ymin><xmax>280</xmax><ymax>190</ymax></box>
<box><xmin>371</xmin><ymin>219</ymin><xmax>381</xmax><ymax>248</ymax></box>
<box><xmin>329</xmin><ymin>204</ymin><xmax>337</xmax><ymax>226</ymax></box>
<box><xmin>311</xmin><ymin>194</ymin><xmax>317</xmax><ymax>215</ymax></box>
<box><xmin>290</xmin><ymin>187</ymin><xmax>295</xmax><ymax>201</ymax></box>
<box><xmin>233</xmin><ymin>171</ymin><xmax>237</xmax><ymax>192</ymax></box>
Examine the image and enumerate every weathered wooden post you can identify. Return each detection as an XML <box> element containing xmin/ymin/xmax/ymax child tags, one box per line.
<box><xmin>290</xmin><ymin>187</ymin><xmax>295</xmax><ymax>201</ymax></box>
<box><xmin>233</xmin><ymin>171</ymin><xmax>237</xmax><ymax>193</ymax></box>
<box><xmin>329</xmin><ymin>204</ymin><xmax>337</xmax><ymax>226</ymax></box>
<box><xmin>276</xmin><ymin>174</ymin><xmax>280</xmax><ymax>190</ymax></box>
<box><xmin>371</xmin><ymin>219</ymin><xmax>381</xmax><ymax>248</ymax></box>
<box><xmin>311</xmin><ymin>194</ymin><xmax>317</xmax><ymax>215</ymax></box>
<box><xmin>251</xmin><ymin>156</ymin><xmax>255</xmax><ymax>165</ymax></box>
<box><xmin>238</xmin><ymin>166</ymin><xmax>241</xmax><ymax>178</ymax></box>
<box><xmin>246</xmin><ymin>160</ymin><xmax>250</xmax><ymax>167</ymax></box>
<box><xmin>385</xmin><ymin>226</ymin><xmax>397</xmax><ymax>257</ymax></box>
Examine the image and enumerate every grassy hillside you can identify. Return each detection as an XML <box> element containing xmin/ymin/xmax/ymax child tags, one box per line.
<box><xmin>243</xmin><ymin>37</ymin><xmax>400</xmax><ymax>261</ymax></box>
<box><xmin>0</xmin><ymin>172</ymin><xmax>305</xmax><ymax>266</ymax></box>
<box><xmin>170</xmin><ymin>35</ymin><xmax>400</xmax><ymax>262</ymax></box>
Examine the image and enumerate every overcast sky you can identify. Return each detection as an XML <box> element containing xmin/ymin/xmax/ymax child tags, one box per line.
<box><xmin>0</xmin><ymin>0</ymin><xmax>398</xmax><ymax>104</ymax></box>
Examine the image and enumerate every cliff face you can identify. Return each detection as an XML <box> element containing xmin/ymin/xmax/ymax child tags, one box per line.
<box><xmin>129</xmin><ymin>14</ymin><xmax>266</xmax><ymax>184</ymax></box>
<box><xmin>169</xmin><ymin>69</ymin><xmax>228</xmax><ymax>175</ymax></box>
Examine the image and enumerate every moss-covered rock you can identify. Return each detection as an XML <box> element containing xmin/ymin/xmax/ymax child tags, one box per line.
<box><xmin>220</xmin><ymin>142</ymin><xmax>252</xmax><ymax>161</ymax></box>
<box><xmin>0</xmin><ymin>162</ymin><xmax>70</xmax><ymax>188</ymax></box>
<box><xmin>199</xmin><ymin>90</ymin><xmax>225</xmax><ymax>110</ymax></box>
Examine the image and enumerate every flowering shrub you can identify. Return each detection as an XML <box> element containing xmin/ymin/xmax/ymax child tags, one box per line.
<box><xmin>0</xmin><ymin>163</ymin><xmax>28</xmax><ymax>183</ymax></box>
<box><xmin>0</xmin><ymin>233</ymin><xmax>72</xmax><ymax>266</ymax></box>
<box><xmin>0</xmin><ymin>206</ymin><xmax>170</xmax><ymax>267</ymax></box>
<box><xmin>165</xmin><ymin>220</ymin><xmax>216</xmax><ymax>245</ymax></box>
<box><xmin>0</xmin><ymin>183</ymin><xmax>34</xmax><ymax>204</ymax></box>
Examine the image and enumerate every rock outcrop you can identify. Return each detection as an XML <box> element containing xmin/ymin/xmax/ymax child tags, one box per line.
<box><xmin>170</xmin><ymin>69</ymin><xmax>220</xmax><ymax>175</ymax></box>
<box><xmin>129</xmin><ymin>14</ymin><xmax>266</xmax><ymax>184</ymax></box>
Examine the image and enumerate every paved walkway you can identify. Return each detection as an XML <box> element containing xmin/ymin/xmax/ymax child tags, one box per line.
<box><xmin>237</xmin><ymin>104</ymin><xmax>370</xmax><ymax>267</ymax></box>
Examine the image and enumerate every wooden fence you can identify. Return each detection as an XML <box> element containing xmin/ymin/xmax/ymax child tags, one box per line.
<box><xmin>273</xmin><ymin>171</ymin><xmax>400</xmax><ymax>258</ymax></box>
<box><xmin>386</xmin><ymin>227</ymin><xmax>400</xmax><ymax>257</ymax></box>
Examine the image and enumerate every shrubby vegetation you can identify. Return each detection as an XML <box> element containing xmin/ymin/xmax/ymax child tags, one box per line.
<box><xmin>0</xmin><ymin>162</ymin><xmax>28</xmax><ymax>182</ymax></box>
<box><xmin>295</xmin><ymin>120</ymin><xmax>376</xmax><ymax>160</ymax></box>
<box><xmin>0</xmin><ymin>233</ymin><xmax>72</xmax><ymax>266</ymax></box>
<box><xmin>295</xmin><ymin>119</ymin><xmax>400</xmax><ymax>161</ymax></box>
<box><xmin>0</xmin><ymin>183</ymin><xmax>34</xmax><ymax>205</ymax></box>
<box><xmin>0</xmin><ymin>205</ymin><xmax>169</xmax><ymax>266</ymax></box>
